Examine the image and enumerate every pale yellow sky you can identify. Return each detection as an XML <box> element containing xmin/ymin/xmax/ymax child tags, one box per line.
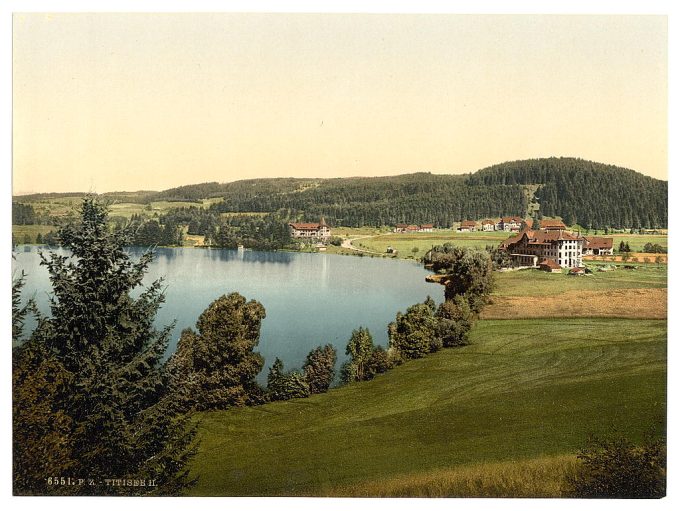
<box><xmin>12</xmin><ymin>13</ymin><xmax>667</xmax><ymax>194</ymax></box>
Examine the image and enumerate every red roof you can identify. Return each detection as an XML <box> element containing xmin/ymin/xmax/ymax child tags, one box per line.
<box><xmin>501</xmin><ymin>216</ymin><xmax>523</xmax><ymax>223</ymax></box>
<box><xmin>584</xmin><ymin>236</ymin><xmax>613</xmax><ymax>249</ymax></box>
<box><xmin>290</xmin><ymin>222</ymin><xmax>324</xmax><ymax>230</ymax></box>
<box><xmin>539</xmin><ymin>258</ymin><xmax>561</xmax><ymax>270</ymax></box>
<box><xmin>541</xmin><ymin>219</ymin><xmax>567</xmax><ymax>230</ymax></box>
<box><xmin>420</xmin><ymin>224</ymin><xmax>434</xmax><ymax>228</ymax></box>
<box><xmin>500</xmin><ymin>228</ymin><xmax>584</xmax><ymax>249</ymax></box>
<box><xmin>460</xmin><ymin>221</ymin><xmax>477</xmax><ymax>228</ymax></box>
<box><xmin>481</xmin><ymin>219</ymin><xmax>495</xmax><ymax>225</ymax></box>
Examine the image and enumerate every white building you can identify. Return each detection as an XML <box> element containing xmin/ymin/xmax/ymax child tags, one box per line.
<box><xmin>583</xmin><ymin>236</ymin><xmax>614</xmax><ymax>256</ymax></box>
<box><xmin>497</xmin><ymin>216</ymin><xmax>524</xmax><ymax>232</ymax></box>
<box><xmin>289</xmin><ymin>218</ymin><xmax>331</xmax><ymax>240</ymax></box>
<box><xmin>500</xmin><ymin>228</ymin><xmax>585</xmax><ymax>268</ymax></box>
<box><xmin>481</xmin><ymin>219</ymin><xmax>496</xmax><ymax>231</ymax></box>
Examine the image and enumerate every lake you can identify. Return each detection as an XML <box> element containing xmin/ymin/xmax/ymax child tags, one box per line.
<box><xmin>12</xmin><ymin>246</ymin><xmax>441</xmax><ymax>379</ymax></box>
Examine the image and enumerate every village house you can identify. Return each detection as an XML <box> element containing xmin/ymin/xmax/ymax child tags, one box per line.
<box><xmin>288</xmin><ymin>218</ymin><xmax>331</xmax><ymax>240</ymax></box>
<box><xmin>499</xmin><ymin>228</ymin><xmax>585</xmax><ymax>268</ymax></box>
<box><xmin>458</xmin><ymin>220</ymin><xmax>478</xmax><ymax>232</ymax></box>
<box><xmin>394</xmin><ymin>224</ymin><xmax>433</xmax><ymax>233</ymax></box>
<box><xmin>481</xmin><ymin>219</ymin><xmax>496</xmax><ymax>231</ymax></box>
<box><xmin>496</xmin><ymin>216</ymin><xmax>524</xmax><ymax>232</ymax></box>
<box><xmin>583</xmin><ymin>236</ymin><xmax>614</xmax><ymax>256</ymax></box>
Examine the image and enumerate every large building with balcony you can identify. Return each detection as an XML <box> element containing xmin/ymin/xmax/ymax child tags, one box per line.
<box><xmin>499</xmin><ymin>228</ymin><xmax>585</xmax><ymax>268</ymax></box>
<box><xmin>289</xmin><ymin>218</ymin><xmax>331</xmax><ymax>240</ymax></box>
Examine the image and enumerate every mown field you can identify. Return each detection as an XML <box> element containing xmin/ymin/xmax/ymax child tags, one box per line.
<box><xmin>188</xmin><ymin>318</ymin><xmax>665</xmax><ymax>496</ymax></box>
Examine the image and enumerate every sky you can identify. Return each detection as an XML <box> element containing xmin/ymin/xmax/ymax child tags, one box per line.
<box><xmin>12</xmin><ymin>13</ymin><xmax>668</xmax><ymax>194</ymax></box>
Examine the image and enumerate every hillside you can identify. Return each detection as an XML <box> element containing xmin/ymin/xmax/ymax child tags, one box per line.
<box><xmin>188</xmin><ymin>317</ymin><xmax>666</xmax><ymax>496</ymax></box>
<box><xmin>13</xmin><ymin>157</ymin><xmax>667</xmax><ymax>229</ymax></box>
<box><xmin>467</xmin><ymin>157</ymin><xmax>667</xmax><ymax>229</ymax></box>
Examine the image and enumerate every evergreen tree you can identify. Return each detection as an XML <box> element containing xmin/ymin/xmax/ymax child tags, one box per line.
<box><xmin>266</xmin><ymin>358</ymin><xmax>310</xmax><ymax>401</ymax></box>
<box><xmin>12</xmin><ymin>271</ymin><xmax>35</xmax><ymax>343</ymax></box>
<box><xmin>14</xmin><ymin>197</ymin><xmax>196</xmax><ymax>495</ymax></box>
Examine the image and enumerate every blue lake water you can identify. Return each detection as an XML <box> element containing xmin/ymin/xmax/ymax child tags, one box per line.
<box><xmin>13</xmin><ymin>246</ymin><xmax>441</xmax><ymax>379</ymax></box>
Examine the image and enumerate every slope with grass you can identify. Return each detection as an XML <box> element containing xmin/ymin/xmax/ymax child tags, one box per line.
<box><xmin>187</xmin><ymin>318</ymin><xmax>665</xmax><ymax>496</ymax></box>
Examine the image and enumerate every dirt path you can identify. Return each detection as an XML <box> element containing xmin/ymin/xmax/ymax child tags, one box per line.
<box><xmin>341</xmin><ymin>235</ymin><xmax>387</xmax><ymax>255</ymax></box>
<box><xmin>481</xmin><ymin>288</ymin><xmax>667</xmax><ymax>320</ymax></box>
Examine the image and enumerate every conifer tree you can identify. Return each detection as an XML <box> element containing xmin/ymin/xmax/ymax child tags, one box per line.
<box><xmin>14</xmin><ymin>197</ymin><xmax>196</xmax><ymax>495</ymax></box>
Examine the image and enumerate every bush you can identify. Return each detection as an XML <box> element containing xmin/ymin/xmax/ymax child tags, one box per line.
<box><xmin>436</xmin><ymin>296</ymin><xmax>475</xmax><ymax>347</ymax></box>
<box><xmin>565</xmin><ymin>434</ymin><xmax>666</xmax><ymax>498</ymax></box>
<box><xmin>388</xmin><ymin>300</ymin><xmax>439</xmax><ymax>360</ymax></box>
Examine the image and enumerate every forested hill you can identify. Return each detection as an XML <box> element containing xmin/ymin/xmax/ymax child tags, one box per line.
<box><xmin>205</xmin><ymin>173</ymin><xmax>526</xmax><ymax>228</ymax></box>
<box><xmin>466</xmin><ymin>157</ymin><xmax>667</xmax><ymax>229</ymax></box>
<box><xmin>13</xmin><ymin>158</ymin><xmax>667</xmax><ymax>229</ymax></box>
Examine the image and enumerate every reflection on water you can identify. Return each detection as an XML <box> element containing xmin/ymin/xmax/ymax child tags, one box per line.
<box><xmin>13</xmin><ymin>246</ymin><xmax>438</xmax><ymax>381</ymax></box>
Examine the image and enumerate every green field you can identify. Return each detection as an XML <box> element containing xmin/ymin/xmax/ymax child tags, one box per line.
<box><xmin>188</xmin><ymin>318</ymin><xmax>666</xmax><ymax>496</ymax></box>
<box><xmin>492</xmin><ymin>265</ymin><xmax>667</xmax><ymax>297</ymax></box>
<box><xmin>11</xmin><ymin>224</ymin><xmax>57</xmax><ymax>243</ymax></box>
<box><xmin>607</xmin><ymin>234</ymin><xmax>668</xmax><ymax>252</ymax></box>
<box><xmin>353</xmin><ymin>231</ymin><xmax>509</xmax><ymax>257</ymax></box>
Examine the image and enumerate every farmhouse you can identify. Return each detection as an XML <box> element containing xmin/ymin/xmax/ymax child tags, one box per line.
<box><xmin>394</xmin><ymin>224</ymin><xmax>433</xmax><ymax>233</ymax></box>
<box><xmin>481</xmin><ymin>219</ymin><xmax>496</xmax><ymax>231</ymax></box>
<box><xmin>500</xmin><ymin>228</ymin><xmax>585</xmax><ymax>268</ymax></box>
<box><xmin>289</xmin><ymin>218</ymin><xmax>331</xmax><ymax>240</ymax></box>
<box><xmin>497</xmin><ymin>216</ymin><xmax>524</xmax><ymax>232</ymax></box>
<box><xmin>458</xmin><ymin>220</ymin><xmax>478</xmax><ymax>232</ymax></box>
<box><xmin>583</xmin><ymin>236</ymin><xmax>614</xmax><ymax>256</ymax></box>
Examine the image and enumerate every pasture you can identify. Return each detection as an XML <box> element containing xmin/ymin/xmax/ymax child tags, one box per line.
<box><xmin>187</xmin><ymin>318</ymin><xmax>665</xmax><ymax>496</ymax></box>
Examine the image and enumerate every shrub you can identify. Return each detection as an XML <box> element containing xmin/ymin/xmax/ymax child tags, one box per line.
<box><xmin>565</xmin><ymin>434</ymin><xmax>666</xmax><ymax>498</ymax></box>
<box><xmin>388</xmin><ymin>300</ymin><xmax>440</xmax><ymax>360</ymax></box>
<box><xmin>436</xmin><ymin>296</ymin><xmax>475</xmax><ymax>347</ymax></box>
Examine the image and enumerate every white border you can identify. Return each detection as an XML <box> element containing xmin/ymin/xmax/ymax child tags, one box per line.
<box><xmin>2</xmin><ymin>2</ymin><xmax>676</xmax><ymax>511</ymax></box>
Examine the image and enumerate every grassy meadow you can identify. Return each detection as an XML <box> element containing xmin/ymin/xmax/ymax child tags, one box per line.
<box><xmin>492</xmin><ymin>264</ymin><xmax>667</xmax><ymax>297</ymax></box>
<box><xmin>11</xmin><ymin>224</ymin><xmax>57</xmax><ymax>243</ymax></box>
<box><xmin>188</xmin><ymin>318</ymin><xmax>665</xmax><ymax>496</ymax></box>
<box><xmin>352</xmin><ymin>230</ymin><xmax>509</xmax><ymax>257</ymax></box>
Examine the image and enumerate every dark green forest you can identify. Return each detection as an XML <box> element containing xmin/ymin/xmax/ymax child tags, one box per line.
<box><xmin>13</xmin><ymin>157</ymin><xmax>668</xmax><ymax>231</ymax></box>
<box><xmin>467</xmin><ymin>157</ymin><xmax>667</xmax><ymax>229</ymax></box>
